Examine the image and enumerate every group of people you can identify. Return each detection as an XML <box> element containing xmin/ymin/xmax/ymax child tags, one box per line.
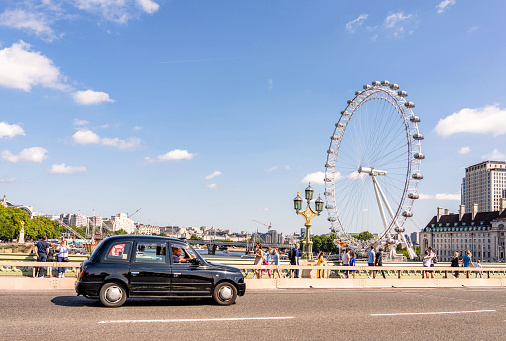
<box><xmin>423</xmin><ymin>246</ymin><xmax>483</xmax><ymax>278</ymax></box>
<box><xmin>33</xmin><ymin>236</ymin><xmax>69</xmax><ymax>278</ymax></box>
<box><xmin>253</xmin><ymin>242</ymin><xmax>283</xmax><ymax>279</ymax></box>
<box><xmin>367</xmin><ymin>246</ymin><xmax>385</xmax><ymax>279</ymax></box>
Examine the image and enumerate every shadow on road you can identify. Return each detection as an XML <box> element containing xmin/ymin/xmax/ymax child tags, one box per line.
<box><xmin>51</xmin><ymin>296</ymin><xmax>215</xmax><ymax>307</ymax></box>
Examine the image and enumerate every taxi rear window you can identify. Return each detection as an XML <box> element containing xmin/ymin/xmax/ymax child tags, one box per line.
<box><xmin>104</xmin><ymin>241</ymin><xmax>132</xmax><ymax>262</ymax></box>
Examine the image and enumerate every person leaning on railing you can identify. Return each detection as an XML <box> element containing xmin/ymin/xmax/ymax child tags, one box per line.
<box><xmin>451</xmin><ymin>252</ymin><xmax>461</xmax><ymax>279</ymax></box>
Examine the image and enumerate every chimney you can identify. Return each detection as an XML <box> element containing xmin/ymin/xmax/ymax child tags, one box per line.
<box><xmin>472</xmin><ymin>203</ymin><xmax>478</xmax><ymax>220</ymax></box>
<box><xmin>444</xmin><ymin>208</ymin><xmax>449</xmax><ymax>216</ymax></box>
<box><xmin>500</xmin><ymin>198</ymin><xmax>506</xmax><ymax>214</ymax></box>
<box><xmin>436</xmin><ymin>207</ymin><xmax>443</xmax><ymax>222</ymax></box>
<box><xmin>459</xmin><ymin>204</ymin><xmax>465</xmax><ymax>221</ymax></box>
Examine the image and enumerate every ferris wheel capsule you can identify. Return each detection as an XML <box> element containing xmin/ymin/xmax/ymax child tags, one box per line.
<box><xmin>372</xmin><ymin>81</ymin><xmax>381</xmax><ymax>86</ymax></box>
<box><xmin>363</xmin><ymin>84</ymin><xmax>372</xmax><ymax>90</ymax></box>
<box><xmin>412</xmin><ymin>173</ymin><xmax>423</xmax><ymax>180</ymax></box>
<box><xmin>408</xmin><ymin>193</ymin><xmax>420</xmax><ymax>199</ymax></box>
<box><xmin>381</xmin><ymin>80</ymin><xmax>390</xmax><ymax>86</ymax></box>
<box><xmin>410</xmin><ymin>116</ymin><xmax>421</xmax><ymax>123</ymax></box>
<box><xmin>331</xmin><ymin>135</ymin><xmax>339</xmax><ymax>140</ymax></box>
<box><xmin>341</xmin><ymin>111</ymin><xmax>350</xmax><ymax>116</ymax></box>
<box><xmin>324</xmin><ymin>177</ymin><xmax>333</xmax><ymax>182</ymax></box>
<box><xmin>414</xmin><ymin>152</ymin><xmax>425</xmax><ymax>159</ymax></box>
<box><xmin>405</xmin><ymin>101</ymin><xmax>415</xmax><ymax>108</ymax></box>
<box><xmin>413</xmin><ymin>133</ymin><xmax>424</xmax><ymax>140</ymax></box>
<box><xmin>398</xmin><ymin>90</ymin><xmax>408</xmax><ymax>97</ymax></box>
<box><xmin>402</xmin><ymin>211</ymin><xmax>413</xmax><ymax>218</ymax></box>
<box><xmin>347</xmin><ymin>100</ymin><xmax>354</xmax><ymax>105</ymax></box>
<box><xmin>328</xmin><ymin>217</ymin><xmax>337</xmax><ymax>222</ymax></box>
<box><xmin>327</xmin><ymin>149</ymin><xmax>335</xmax><ymax>154</ymax></box>
<box><xmin>395</xmin><ymin>226</ymin><xmax>406</xmax><ymax>233</ymax></box>
<box><xmin>336</xmin><ymin>122</ymin><xmax>345</xmax><ymax>127</ymax></box>
<box><xmin>390</xmin><ymin>83</ymin><xmax>399</xmax><ymax>90</ymax></box>
<box><xmin>355</xmin><ymin>91</ymin><xmax>362</xmax><ymax>96</ymax></box>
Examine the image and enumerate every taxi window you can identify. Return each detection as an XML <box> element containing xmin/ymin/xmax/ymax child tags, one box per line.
<box><xmin>135</xmin><ymin>241</ymin><xmax>167</xmax><ymax>263</ymax></box>
<box><xmin>104</xmin><ymin>241</ymin><xmax>132</xmax><ymax>262</ymax></box>
<box><xmin>171</xmin><ymin>244</ymin><xmax>198</xmax><ymax>266</ymax></box>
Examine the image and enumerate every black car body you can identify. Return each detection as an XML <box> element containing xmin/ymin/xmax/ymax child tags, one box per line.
<box><xmin>75</xmin><ymin>235</ymin><xmax>246</xmax><ymax>307</ymax></box>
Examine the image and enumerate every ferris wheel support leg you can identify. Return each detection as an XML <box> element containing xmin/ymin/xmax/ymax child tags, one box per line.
<box><xmin>371</xmin><ymin>174</ymin><xmax>388</xmax><ymax>230</ymax></box>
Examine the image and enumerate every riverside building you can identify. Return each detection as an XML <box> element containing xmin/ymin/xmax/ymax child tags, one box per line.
<box><xmin>420</xmin><ymin>202</ymin><xmax>506</xmax><ymax>263</ymax></box>
<box><xmin>461</xmin><ymin>161</ymin><xmax>506</xmax><ymax>212</ymax></box>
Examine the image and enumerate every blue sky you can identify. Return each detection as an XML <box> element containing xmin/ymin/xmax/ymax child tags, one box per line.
<box><xmin>1</xmin><ymin>0</ymin><xmax>506</xmax><ymax>236</ymax></box>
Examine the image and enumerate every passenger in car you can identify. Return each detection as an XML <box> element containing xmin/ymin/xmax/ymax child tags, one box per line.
<box><xmin>172</xmin><ymin>247</ymin><xmax>195</xmax><ymax>263</ymax></box>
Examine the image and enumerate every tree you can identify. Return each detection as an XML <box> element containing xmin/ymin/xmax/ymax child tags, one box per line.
<box><xmin>114</xmin><ymin>229</ymin><xmax>128</xmax><ymax>235</ymax></box>
<box><xmin>190</xmin><ymin>234</ymin><xmax>203</xmax><ymax>240</ymax></box>
<box><xmin>357</xmin><ymin>231</ymin><xmax>374</xmax><ymax>241</ymax></box>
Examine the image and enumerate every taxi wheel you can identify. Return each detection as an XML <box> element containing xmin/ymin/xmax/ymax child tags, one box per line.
<box><xmin>99</xmin><ymin>282</ymin><xmax>127</xmax><ymax>307</ymax></box>
<box><xmin>212</xmin><ymin>282</ymin><xmax>237</xmax><ymax>306</ymax></box>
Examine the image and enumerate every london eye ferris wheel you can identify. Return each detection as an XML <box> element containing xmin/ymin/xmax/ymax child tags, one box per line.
<box><xmin>324</xmin><ymin>81</ymin><xmax>423</xmax><ymax>258</ymax></box>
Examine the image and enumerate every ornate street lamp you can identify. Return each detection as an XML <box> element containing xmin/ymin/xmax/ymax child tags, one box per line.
<box><xmin>293</xmin><ymin>182</ymin><xmax>324</xmax><ymax>260</ymax></box>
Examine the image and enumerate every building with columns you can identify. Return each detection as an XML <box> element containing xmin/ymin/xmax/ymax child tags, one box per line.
<box><xmin>420</xmin><ymin>201</ymin><xmax>506</xmax><ymax>263</ymax></box>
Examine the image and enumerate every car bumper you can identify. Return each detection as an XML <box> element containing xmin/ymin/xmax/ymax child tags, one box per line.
<box><xmin>237</xmin><ymin>282</ymin><xmax>246</xmax><ymax>296</ymax></box>
<box><xmin>75</xmin><ymin>280</ymin><xmax>100</xmax><ymax>297</ymax></box>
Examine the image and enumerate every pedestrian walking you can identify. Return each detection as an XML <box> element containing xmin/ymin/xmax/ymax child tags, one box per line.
<box><xmin>423</xmin><ymin>250</ymin><xmax>431</xmax><ymax>278</ymax></box>
<box><xmin>367</xmin><ymin>245</ymin><xmax>375</xmax><ymax>279</ymax></box>
<box><xmin>475</xmin><ymin>260</ymin><xmax>483</xmax><ymax>278</ymax></box>
<box><xmin>463</xmin><ymin>250</ymin><xmax>474</xmax><ymax>278</ymax></box>
<box><xmin>261</xmin><ymin>247</ymin><xmax>272</xmax><ymax>278</ymax></box>
<box><xmin>57</xmin><ymin>240</ymin><xmax>69</xmax><ymax>278</ymax></box>
<box><xmin>349</xmin><ymin>252</ymin><xmax>356</xmax><ymax>279</ymax></box>
<box><xmin>254</xmin><ymin>243</ymin><xmax>264</xmax><ymax>279</ymax></box>
<box><xmin>375</xmin><ymin>248</ymin><xmax>386</xmax><ymax>279</ymax></box>
<box><xmin>426</xmin><ymin>246</ymin><xmax>435</xmax><ymax>278</ymax></box>
<box><xmin>290</xmin><ymin>243</ymin><xmax>300</xmax><ymax>278</ymax></box>
<box><xmin>272</xmin><ymin>248</ymin><xmax>282</xmax><ymax>278</ymax></box>
<box><xmin>317</xmin><ymin>251</ymin><xmax>325</xmax><ymax>278</ymax></box>
<box><xmin>451</xmin><ymin>252</ymin><xmax>461</xmax><ymax>278</ymax></box>
<box><xmin>34</xmin><ymin>236</ymin><xmax>50</xmax><ymax>278</ymax></box>
<box><xmin>341</xmin><ymin>248</ymin><xmax>350</xmax><ymax>278</ymax></box>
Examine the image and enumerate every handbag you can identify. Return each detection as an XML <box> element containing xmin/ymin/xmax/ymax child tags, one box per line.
<box><xmin>63</xmin><ymin>257</ymin><xmax>69</xmax><ymax>262</ymax></box>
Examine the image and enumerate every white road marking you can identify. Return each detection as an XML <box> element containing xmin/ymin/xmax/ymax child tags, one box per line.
<box><xmin>371</xmin><ymin>310</ymin><xmax>495</xmax><ymax>316</ymax></box>
<box><xmin>98</xmin><ymin>316</ymin><xmax>294</xmax><ymax>324</ymax></box>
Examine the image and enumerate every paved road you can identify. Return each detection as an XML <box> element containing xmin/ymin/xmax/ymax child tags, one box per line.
<box><xmin>1</xmin><ymin>288</ymin><xmax>505</xmax><ymax>340</ymax></box>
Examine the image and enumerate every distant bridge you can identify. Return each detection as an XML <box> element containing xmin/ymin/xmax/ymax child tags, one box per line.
<box><xmin>187</xmin><ymin>239</ymin><xmax>294</xmax><ymax>255</ymax></box>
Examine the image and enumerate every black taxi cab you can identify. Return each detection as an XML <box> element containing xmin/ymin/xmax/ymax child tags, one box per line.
<box><xmin>75</xmin><ymin>235</ymin><xmax>246</xmax><ymax>307</ymax></box>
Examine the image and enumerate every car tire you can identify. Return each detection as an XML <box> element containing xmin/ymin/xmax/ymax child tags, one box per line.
<box><xmin>99</xmin><ymin>282</ymin><xmax>127</xmax><ymax>308</ymax></box>
<box><xmin>212</xmin><ymin>282</ymin><xmax>237</xmax><ymax>306</ymax></box>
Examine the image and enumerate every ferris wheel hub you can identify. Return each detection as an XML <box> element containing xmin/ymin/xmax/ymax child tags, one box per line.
<box><xmin>358</xmin><ymin>166</ymin><xmax>387</xmax><ymax>176</ymax></box>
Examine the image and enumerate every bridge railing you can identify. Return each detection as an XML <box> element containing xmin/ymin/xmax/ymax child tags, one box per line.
<box><xmin>0</xmin><ymin>261</ymin><xmax>82</xmax><ymax>278</ymax></box>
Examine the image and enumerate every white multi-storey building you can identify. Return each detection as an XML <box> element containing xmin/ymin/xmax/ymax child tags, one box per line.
<box><xmin>103</xmin><ymin>213</ymin><xmax>135</xmax><ymax>234</ymax></box>
<box><xmin>461</xmin><ymin>161</ymin><xmax>506</xmax><ymax>212</ymax></box>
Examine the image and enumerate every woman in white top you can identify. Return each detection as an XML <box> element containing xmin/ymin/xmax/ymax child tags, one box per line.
<box><xmin>422</xmin><ymin>250</ymin><xmax>431</xmax><ymax>279</ymax></box>
<box><xmin>57</xmin><ymin>240</ymin><xmax>69</xmax><ymax>278</ymax></box>
<box><xmin>254</xmin><ymin>243</ymin><xmax>264</xmax><ymax>279</ymax></box>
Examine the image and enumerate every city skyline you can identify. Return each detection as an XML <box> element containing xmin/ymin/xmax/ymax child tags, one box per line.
<box><xmin>1</xmin><ymin>1</ymin><xmax>506</xmax><ymax>236</ymax></box>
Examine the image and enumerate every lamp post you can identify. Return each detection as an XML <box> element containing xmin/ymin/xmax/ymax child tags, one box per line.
<box><xmin>293</xmin><ymin>182</ymin><xmax>324</xmax><ymax>260</ymax></box>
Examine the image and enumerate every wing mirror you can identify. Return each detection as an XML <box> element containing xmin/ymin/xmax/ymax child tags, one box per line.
<box><xmin>190</xmin><ymin>258</ymin><xmax>201</xmax><ymax>266</ymax></box>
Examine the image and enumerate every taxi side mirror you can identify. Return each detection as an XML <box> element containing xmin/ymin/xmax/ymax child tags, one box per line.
<box><xmin>190</xmin><ymin>258</ymin><xmax>201</xmax><ymax>266</ymax></box>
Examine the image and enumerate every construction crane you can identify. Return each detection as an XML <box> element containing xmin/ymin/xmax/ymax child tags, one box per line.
<box><xmin>127</xmin><ymin>208</ymin><xmax>141</xmax><ymax>219</ymax></box>
<box><xmin>252</xmin><ymin>219</ymin><xmax>271</xmax><ymax>231</ymax></box>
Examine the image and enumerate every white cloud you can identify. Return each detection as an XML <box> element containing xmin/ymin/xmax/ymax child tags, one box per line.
<box><xmin>0</xmin><ymin>40</ymin><xmax>68</xmax><ymax>92</ymax></box>
<box><xmin>384</xmin><ymin>12</ymin><xmax>415</xmax><ymax>38</ymax></box>
<box><xmin>49</xmin><ymin>163</ymin><xmax>87</xmax><ymax>174</ymax></box>
<box><xmin>72</xmin><ymin>90</ymin><xmax>115</xmax><ymax>105</ymax></box>
<box><xmin>468</xmin><ymin>25</ymin><xmax>478</xmax><ymax>33</ymax></box>
<box><xmin>268</xmin><ymin>165</ymin><xmax>291</xmax><ymax>172</ymax></box>
<box><xmin>258</xmin><ymin>208</ymin><xmax>269</xmax><ymax>212</ymax></box>
<box><xmin>458</xmin><ymin>146</ymin><xmax>471</xmax><ymax>155</ymax></box>
<box><xmin>481</xmin><ymin>149</ymin><xmax>506</xmax><ymax>161</ymax></box>
<box><xmin>206</xmin><ymin>183</ymin><xmax>217</xmax><ymax>189</ymax></box>
<box><xmin>348</xmin><ymin>170</ymin><xmax>367</xmax><ymax>180</ymax></box>
<box><xmin>301</xmin><ymin>171</ymin><xmax>325</xmax><ymax>185</ymax></box>
<box><xmin>0</xmin><ymin>177</ymin><xmax>16</xmax><ymax>183</ymax></box>
<box><xmin>72</xmin><ymin>129</ymin><xmax>140</xmax><ymax>150</ymax></box>
<box><xmin>145</xmin><ymin>149</ymin><xmax>195</xmax><ymax>162</ymax></box>
<box><xmin>436</xmin><ymin>0</ymin><xmax>456</xmax><ymax>14</ymax></box>
<box><xmin>361</xmin><ymin>208</ymin><xmax>369</xmax><ymax>212</ymax></box>
<box><xmin>205</xmin><ymin>171</ymin><xmax>222</xmax><ymax>180</ymax></box>
<box><xmin>133</xmin><ymin>126</ymin><xmax>142</xmax><ymax>131</ymax></box>
<box><xmin>72</xmin><ymin>130</ymin><xmax>101</xmax><ymax>145</ymax></box>
<box><xmin>435</xmin><ymin>105</ymin><xmax>506</xmax><ymax>137</ymax></box>
<box><xmin>345</xmin><ymin>14</ymin><xmax>368</xmax><ymax>33</ymax></box>
<box><xmin>268</xmin><ymin>79</ymin><xmax>273</xmax><ymax>90</ymax></box>
<box><xmin>73</xmin><ymin>119</ymin><xmax>89</xmax><ymax>127</ymax></box>
<box><xmin>384</xmin><ymin>12</ymin><xmax>413</xmax><ymax>28</ymax></box>
<box><xmin>136</xmin><ymin>0</ymin><xmax>160</xmax><ymax>14</ymax></box>
<box><xmin>0</xmin><ymin>9</ymin><xmax>55</xmax><ymax>41</ymax></box>
<box><xmin>0</xmin><ymin>122</ymin><xmax>25</xmax><ymax>139</ymax></box>
<box><xmin>419</xmin><ymin>193</ymin><xmax>460</xmax><ymax>201</ymax></box>
<box><xmin>1</xmin><ymin>147</ymin><xmax>48</xmax><ymax>163</ymax></box>
<box><xmin>74</xmin><ymin>0</ymin><xmax>160</xmax><ymax>23</ymax></box>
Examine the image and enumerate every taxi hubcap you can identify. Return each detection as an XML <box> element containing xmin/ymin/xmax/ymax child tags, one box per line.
<box><xmin>219</xmin><ymin>286</ymin><xmax>232</xmax><ymax>300</ymax></box>
<box><xmin>106</xmin><ymin>286</ymin><xmax>122</xmax><ymax>302</ymax></box>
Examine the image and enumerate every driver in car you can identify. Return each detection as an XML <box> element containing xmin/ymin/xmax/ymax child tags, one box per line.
<box><xmin>172</xmin><ymin>247</ymin><xmax>195</xmax><ymax>263</ymax></box>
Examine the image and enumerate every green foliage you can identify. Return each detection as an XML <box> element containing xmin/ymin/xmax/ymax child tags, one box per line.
<box><xmin>114</xmin><ymin>229</ymin><xmax>128</xmax><ymax>235</ymax></box>
<box><xmin>0</xmin><ymin>206</ymin><xmax>64</xmax><ymax>240</ymax></box>
<box><xmin>357</xmin><ymin>231</ymin><xmax>374</xmax><ymax>241</ymax></box>
<box><xmin>190</xmin><ymin>234</ymin><xmax>203</xmax><ymax>240</ymax></box>
<box><xmin>312</xmin><ymin>234</ymin><xmax>339</xmax><ymax>253</ymax></box>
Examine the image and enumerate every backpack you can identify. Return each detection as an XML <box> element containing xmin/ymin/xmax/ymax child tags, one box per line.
<box><xmin>288</xmin><ymin>248</ymin><xmax>295</xmax><ymax>262</ymax></box>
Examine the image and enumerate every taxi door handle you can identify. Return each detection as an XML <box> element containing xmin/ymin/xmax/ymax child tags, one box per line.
<box><xmin>131</xmin><ymin>271</ymin><xmax>139</xmax><ymax>276</ymax></box>
<box><xmin>173</xmin><ymin>273</ymin><xmax>181</xmax><ymax>277</ymax></box>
